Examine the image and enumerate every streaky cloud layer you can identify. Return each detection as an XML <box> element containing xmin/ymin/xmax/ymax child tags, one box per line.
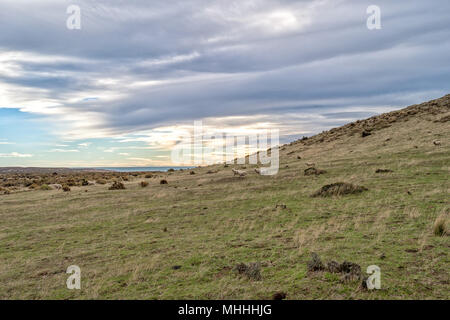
<box><xmin>0</xmin><ymin>0</ymin><xmax>449</xmax><ymax>166</ymax></box>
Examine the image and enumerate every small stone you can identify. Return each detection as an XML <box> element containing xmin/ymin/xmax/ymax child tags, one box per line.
<box><xmin>272</xmin><ymin>292</ymin><xmax>287</xmax><ymax>300</ymax></box>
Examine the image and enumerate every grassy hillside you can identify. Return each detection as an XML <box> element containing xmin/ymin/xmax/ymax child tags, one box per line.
<box><xmin>0</xmin><ymin>95</ymin><xmax>449</xmax><ymax>299</ymax></box>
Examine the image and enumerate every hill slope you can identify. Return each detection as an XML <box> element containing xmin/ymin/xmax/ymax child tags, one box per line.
<box><xmin>0</xmin><ymin>95</ymin><xmax>448</xmax><ymax>299</ymax></box>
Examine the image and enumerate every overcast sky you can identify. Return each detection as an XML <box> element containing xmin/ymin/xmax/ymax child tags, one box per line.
<box><xmin>0</xmin><ymin>0</ymin><xmax>449</xmax><ymax>167</ymax></box>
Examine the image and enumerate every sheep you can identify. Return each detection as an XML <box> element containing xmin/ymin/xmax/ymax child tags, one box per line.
<box><xmin>433</xmin><ymin>140</ymin><xmax>441</xmax><ymax>146</ymax></box>
<box><xmin>306</xmin><ymin>162</ymin><xmax>315</xmax><ymax>167</ymax></box>
<box><xmin>232</xmin><ymin>169</ymin><xmax>247</xmax><ymax>177</ymax></box>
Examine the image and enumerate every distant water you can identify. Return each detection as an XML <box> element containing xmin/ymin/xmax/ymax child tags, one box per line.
<box><xmin>87</xmin><ymin>166</ymin><xmax>195</xmax><ymax>172</ymax></box>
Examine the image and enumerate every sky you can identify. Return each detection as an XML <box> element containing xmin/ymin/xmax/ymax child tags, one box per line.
<box><xmin>0</xmin><ymin>0</ymin><xmax>449</xmax><ymax>167</ymax></box>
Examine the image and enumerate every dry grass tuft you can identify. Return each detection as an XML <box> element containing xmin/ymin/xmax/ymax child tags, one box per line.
<box><xmin>304</xmin><ymin>167</ymin><xmax>327</xmax><ymax>176</ymax></box>
<box><xmin>375</xmin><ymin>169</ymin><xmax>393</xmax><ymax>173</ymax></box>
<box><xmin>307</xmin><ymin>253</ymin><xmax>325</xmax><ymax>272</ymax></box>
<box><xmin>233</xmin><ymin>262</ymin><xmax>262</xmax><ymax>281</ymax></box>
<box><xmin>109</xmin><ymin>181</ymin><xmax>126</xmax><ymax>190</ymax></box>
<box><xmin>312</xmin><ymin>182</ymin><xmax>368</xmax><ymax>197</ymax></box>
<box><xmin>433</xmin><ymin>212</ymin><xmax>449</xmax><ymax>236</ymax></box>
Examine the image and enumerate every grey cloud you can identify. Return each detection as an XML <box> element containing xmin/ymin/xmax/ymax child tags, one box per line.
<box><xmin>321</xmin><ymin>112</ymin><xmax>377</xmax><ymax>120</ymax></box>
<box><xmin>0</xmin><ymin>0</ymin><xmax>449</xmax><ymax>139</ymax></box>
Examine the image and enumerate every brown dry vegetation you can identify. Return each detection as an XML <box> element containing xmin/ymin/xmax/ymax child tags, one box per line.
<box><xmin>0</xmin><ymin>170</ymin><xmax>169</xmax><ymax>194</ymax></box>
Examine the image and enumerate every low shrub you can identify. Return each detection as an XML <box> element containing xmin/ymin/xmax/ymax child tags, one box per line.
<box><xmin>109</xmin><ymin>181</ymin><xmax>126</xmax><ymax>190</ymax></box>
<box><xmin>304</xmin><ymin>167</ymin><xmax>327</xmax><ymax>176</ymax></box>
<box><xmin>312</xmin><ymin>182</ymin><xmax>368</xmax><ymax>197</ymax></box>
<box><xmin>233</xmin><ymin>262</ymin><xmax>262</xmax><ymax>281</ymax></box>
<box><xmin>433</xmin><ymin>213</ymin><xmax>448</xmax><ymax>236</ymax></box>
<box><xmin>140</xmin><ymin>181</ymin><xmax>149</xmax><ymax>188</ymax></box>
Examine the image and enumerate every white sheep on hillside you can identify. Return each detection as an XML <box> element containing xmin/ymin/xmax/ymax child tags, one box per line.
<box><xmin>232</xmin><ymin>169</ymin><xmax>247</xmax><ymax>177</ymax></box>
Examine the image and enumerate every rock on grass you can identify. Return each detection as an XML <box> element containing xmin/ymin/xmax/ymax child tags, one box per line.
<box><xmin>272</xmin><ymin>292</ymin><xmax>287</xmax><ymax>300</ymax></box>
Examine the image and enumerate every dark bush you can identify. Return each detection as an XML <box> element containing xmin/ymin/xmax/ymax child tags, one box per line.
<box><xmin>312</xmin><ymin>182</ymin><xmax>368</xmax><ymax>197</ymax></box>
<box><xmin>109</xmin><ymin>181</ymin><xmax>126</xmax><ymax>190</ymax></box>
<box><xmin>140</xmin><ymin>181</ymin><xmax>149</xmax><ymax>188</ymax></box>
